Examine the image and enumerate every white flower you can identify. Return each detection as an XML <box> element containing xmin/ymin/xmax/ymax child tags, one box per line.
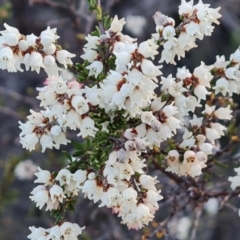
<box><xmin>213</xmin><ymin>77</ymin><xmax>229</xmax><ymax>96</ymax></box>
<box><xmin>109</xmin><ymin>15</ymin><xmax>126</xmax><ymax>32</ymax></box>
<box><xmin>230</xmin><ymin>49</ymin><xmax>240</xmax><ymax>63</ymax></box>
<box><xmin>71</xmin><ymin>96</ymin><xmax>89</xmax><ymax>115</ymax></box>
<box><xmin>43</xmin><ymin>55</ymin><xmax>56</xmax><ymax>67</ymax></box>
<box><xmin>18</xmin><ymin>40</ymin><xmax>29</xmax><ymax>51</ymax></box>
<box><xmin>139</xmin><ymin>175</ymin><xmax>158</xmax><ymax>191</ymax></box>
<box><xmin>78</xmin><ymin>116</ymin><xmax>98</xmax><ymax>138</ymax></box>
<box><xmin>50</xmin><ymin>184</ymin><xmax>65</xmax><ymax>203</ymax></box>
<box><xmin>194</xmin><ymin>85</ymin><xmax>211</xmax><ymax>102</ymax></box>
<box><xmin>162</xmin><ymin>25</ymin><xmax>176</xmax><ymax>40</ymax></box>
<box><xmin>26</xmin><ymin>33</ymin><xmax>38</xmax><ymax>46</ymax></box>
<box><xmin>214</xmin><ymin>105</ymin><xmax>232</xmax><ymax>120</ymax></box>
<box><xmin>166</xmin><ymin>150</ymin><xmax>180</xmax><ymax>174</ymax></box>
<box><xmin>86</xmin><ymin>61</ymin><xmax>103</xmax><ymax>78</ymax></box>
<box><xmin>55</xmin><ymin>169</ymin><xmax>72</xmax><ymax>186</ymax></box>
<box><xmin>141</xmin><ymin>111</ymin><xmax>156</xmax><ymax>125</ymax></box>
<box><xmin>40</xmin><ymin>135</ymin><xmax>53</xmax><ymax>152</ymax></box>
<box><xmin>73</xmin><ymin>170</ymin><xmax>87</xmax><ymax>186</ymax></box>
<box><xmin>153</xmin><ymin>11</ymin><xmax>168</xmax><ymax>26</ymax></box>
<box><xmin>20</xmin><ymin>133</ymin><xmax>39</xmax><ymax>152</ymax></box>
<box><xmin>178</xmin><ymin>0</ymin><xmax>194</xmax><ymax>16</ymax></box>
<box><xmin>14</xmin><ymin>160</ymin><xmax>38</xmax><ymax>181</ymax></box>
<box><xmin>202</xmin><ymin>104</ymin><xmax>216</xmax><ymax>115</ymax></box>
<box><xmin>27</xmin><ymin>226</ymin><xmax>47</xmax><ymax>240</ymax></box>
<box><xmin>50</xmin><ymin>125</ymin><xmax>62</xmax><ymax>136</ymax></box>
<box><xmin>225</xmin><ymin>67</ymin><xmax>239</xmax><ymax>81</ymax></box>
<box><xmin>30</xmin><ymin>185</ymin><xmax>49</xmax><ymax>209</ymax></box>
<box><xmin>81</xmin><ymin>49</ymin><xmax>98</xmax><ymax>62</ymax></box>
<box><xmin>34</xmin><ymin>167</ymin><xmax>52</xmax><ymax>184</ymax></box>
<box><xmin>56</xmin><ymin>50</ymin><xmax>76</xmax><ymax>68</ymax></box>
<box><xmin>0</xmin><ymin>46</ymin><xmax>15</xmax><ymax>72</ymax></box>
<box><xmin>141</xmin><ymin>59</ymin><xmax>162</xmax><ymax>78</ymax></box>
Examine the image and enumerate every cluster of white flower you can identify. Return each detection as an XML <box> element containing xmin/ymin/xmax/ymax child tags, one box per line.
<box><xmin>81</xmin><ymin>16</ymin><xmax>162</xmax><ymax>117</ymax></box>
<box><xmin>19</xmin><ymin>76</ymin><xmax>99</xmax><ymax>152</ymax></box>
<box><xmin>211</xmin><ymin>49</ymin><xmax>240</xmax><ymax>96</ymax></box>
<box><xmin>0</xmin><ymin>23</ymin><xmax>75</xmax><ymax>75</ymax></box>
<box><xmin>80</xmin><ymin>128</ymin><xmax>163</xmax><ymax>229</ymax></box>
<box><xmin>30</xmin><ymin>167</ymin><xmax>87</xmax><ymax>210</ymax></box>
<box><xmin>152</xmin><ymin>0</ymin><xmax>221</xmax><ymax>64</ymax></box>
<box><xmin>28</xmin><ymin>222</ymin><xmax>85</xmax><ymax>240</ymax></box>
<box><xmin>3</xmin><ymin>0</ymin><xmax>240</xmax><ymax>237</ymax></box>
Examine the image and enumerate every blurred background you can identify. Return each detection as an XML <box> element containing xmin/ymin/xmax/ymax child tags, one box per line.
<box><xmin>0</xmin><ymin>0</ymin><xmax>240</xmax><ymax>239</ymax></box>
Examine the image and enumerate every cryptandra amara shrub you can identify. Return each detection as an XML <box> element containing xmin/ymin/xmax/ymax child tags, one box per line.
<box><xmin>1</xmin><ymin>0</ymin><xmax>240</xmax><ymax>239</ymax></box>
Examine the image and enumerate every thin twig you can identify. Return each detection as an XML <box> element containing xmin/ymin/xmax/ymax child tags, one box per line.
<box><xmin>190</xmin><ymin>205</ymin><xmax>203</xmax><ymax>240</ymax></box>
<box><xmin>0</xmin><ymin>106</ymin><xmax>25</xmax><ymax>120</ymax></box>
<box><xmin>97</xmin><ymin>0</ymin><xmax>105</xmax><ymax>34</ymax></box>
<box><xmin>0</xmin><ymin>86</ymin><xmax>36</xmax><ymax>105</ymax></box>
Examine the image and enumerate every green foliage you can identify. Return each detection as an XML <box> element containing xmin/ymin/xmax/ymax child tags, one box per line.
<box><xmin>76</xmin><ymin>60</ymin><xmax>90</xmax><ymax>82</ymax></box>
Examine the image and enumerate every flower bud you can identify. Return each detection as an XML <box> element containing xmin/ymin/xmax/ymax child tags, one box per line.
<box><xmin>50</xmin><ymin>125</ymin><xmax>61</xmax><ymax>136</ymax></box>
<box><xmin>43</xmin><ymin>43</ymin><xmax>56</xmax><ymax>55</ymax></box>
<box><xmin>43</xmin><ymin>55</ymin><xmax>55</xmax><ymax>67</ymax></box>
<box><xmin>18</xmin><ymin>40</ymin><xmax>28</xmax><ymax>51</ymax></box>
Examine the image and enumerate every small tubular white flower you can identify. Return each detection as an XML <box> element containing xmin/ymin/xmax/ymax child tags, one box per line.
<box><xmin>0</xmin><ymin>46</ymin><xmax>15</xmax><ymax>71</ymax></box>
<box><xmin>50</xmin><ymin>184</ymin><xmax>65</xmax><ymax>203</ymax></box>
<box><xmin>26</xmin><ymin>33</ymin><xmax>38</xmax><ymax>46</ymax></box>
<box><xmin>162</xmin><ymin>25</ymin><xmax>176</xmax><ymax>39</ymax></box>
<box><xmin>213</xmin><ymin>77</ymin><xmax>229</xmax><ymax>96</ymax></box>
<box><xmin>205</xmin><ymin>127</ymin><xmax>220</xmax><ymax>143</ymax></box>
<box><xmin>117</xmin><ymin>148</ymin><xmax>128</xmax><ymax>162</ymax></box>
<box><xmin>110</xmin><ymin>15</ymin><xmax>126</xmax><ymax>32</ymax></box>
<box><xmin>4</xmin><ymin>32</ymin><xmax>19</xmax><ymax>46</ymax></box>
<box><xmin>166</xmin><ymin>150</ymin><xmax>180</xmax><ymax>174</ymax></box>
<box><xmin>43</xmin><ymin>55</ymin><xmax>56</xmax><ymax>67</ymax></box>
<box><xmin>55</xmin><ymin>169</ymin><xmax>72</xmax><ymax>186</ymax></box>
<box><xmin>40</xmin><ymin>135</ymin><xmax>53</xmax><ymax>152</ymax></box>
<box><xmin>141</xmin><ymin>111</ymin><xmax>156</xmax><ymax>125</ymax></box>
<box><xmin>178</xmin><ymin>0</ymin><xmax>194</xmax><ymax>16</ymax></box>
<box><xmin>214</xmin><ymin>105</ymin><xmax>232</xmax><ymax>120</ymax></box>
<box><xmin>34</xmin><ymin>167</ymin><xmax>52</xmax><ymax>184</ymax></box>
<box><xmin>50</xmin><ymin>125</ymin><xmax>62</xmax><ymax>136</ymax></box>
<box><xmin>199</xmin><ymin>143</ymin><xmax>213</xmax><ymax>155</ymax></box>
<box><xmin>27</xmin><ymin>226</ymin><xmax>47</xmax><ymax>240</ymax></box>
<box><xmin>30</xmin><ymin>185</ymin><xmax>49</xmax><ymax>209</ymax></box>
<box><xmin>139</xmin><ymin>175</ymin><xmax>158</xmax><ymax>191</ymax></box>
<box><xmin>196</xmin><ymin>151</ymin><xmax>208</xmax><ymax>163</ymax></box>
<box><xmin>124</xmin><ymin>128</ymin><xmax>138</xmax><ymax>140</ymax></box>
<box><xmin>153</xmin><ymin>12</ymin><xmax>169</xmax><ymax>26</ymax></box>
<box><xmin>71</xmin><ymin>96</ymin><xmax>89</xmax><ymax>115</ymax></box>
<box><xmin>194</xmin><ymin>85</ymin><xmax>211</xmax><ymax>102</ymax></box>
<box><xmin>230</xmin><ymin>49</ymin><xmax>240</xmax><ymax>63</ymax></box>
<box><xmin>78</xmin><ymin>116</ymin><xmax>98</xmax><ymax>138</ymax></box>
<box><xmin>56</xmin><ymin>50</ymin><xmax>76</xmax><ymax>68</ymax></box>
<box><xmin>43</xmin><ymin>43</ymin><xmax>56</xmax><ymax>55</ymax></box>
<box><xmin>150</xmin><ymin>119</ymin><xmax>162</xmax><ymax>132</ymax></box>
<box><xmin>202</xmin><ymin>104</ymin><xmax>216</xmax><ymax>115</ymax></box>
<box><xmin>86</xmin><ymin>61</ymin><xmax>103</xmax><ymax>78</ymax></box>
<box><xmin>73</xmin><ymin>169</ymin><xmax>87</xmax><ymax>186</ymax></box>
<box><xmin>88</xmin><ymin>172</ymin><xmax>96</xmax><ymax>180</ymax></box>
<box><xmin>18</xmin><ymin>39</ymin><xmax>29</xmax><ymax>51</ymax></box>
<box><xmin>28</xmin><ymin>52</ymin><xmax>45</xmax><ymax>73</ymax></box>
<box><xmin>225</xmin><ymin>67</ymin><xmax>239</xmax><ymax>81</ymax></box>
<box><xmin>210</xmin><ymin>122</ymin><xmax>226</xmax><ymax>136</ymax></box>
<box><xmin>20</xmin><ymin>133</ymin><xmax>39</xmax><ymax>152</ymax></box>
<box><xmin>141</xmin><ymin>59</ymin><xmax>162</xmax><ymax>78</ymax></box>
